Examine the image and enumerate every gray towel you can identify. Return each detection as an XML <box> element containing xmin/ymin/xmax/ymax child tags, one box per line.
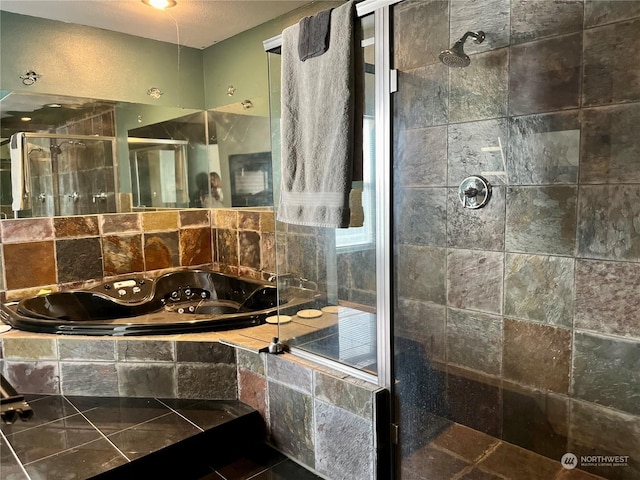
<box><xmin>298</xmin><ymin>8</ymin><xmax>333</xmax><ymax>61</ymax></box>
<box><xmin>278</xmin><ymin>0</ymin><xmax>362</xmax><ymax>228</ymax></box>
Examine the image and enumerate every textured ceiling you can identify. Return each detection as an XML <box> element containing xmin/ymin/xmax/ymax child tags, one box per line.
<box><xmin>0</xmin><ymin>0</ymin><xmax>309</xmax><ymax>49</ymax></box>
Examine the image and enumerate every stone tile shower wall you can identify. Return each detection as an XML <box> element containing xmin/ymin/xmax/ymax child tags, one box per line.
<box><xmin>393</xmin><ymin>1</ymin><xmax>639</xmax><ymax>479</ymax></box>
<box><xmin>0</xmin><ymin>208</ymin><xmax>276</xmax><ymax>301</ymax></box>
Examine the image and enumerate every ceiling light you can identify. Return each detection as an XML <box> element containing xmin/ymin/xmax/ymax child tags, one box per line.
<box><xmin>21</xmin><ymin>117</ymin><xmax>32</xmax><ymax>121</ymax></box>
<box><xmin>45</xmin><ymin>103</ymin><xmax>62</xmax><ymax>108</ymax></box>
<box><xmin>141</xmin><ymin>0</ymin><xmax>177</xmax><ymax>9</ymax></box>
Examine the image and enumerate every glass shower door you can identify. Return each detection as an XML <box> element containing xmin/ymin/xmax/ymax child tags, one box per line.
<box><xmin>391</xmin><ymin>1</ymin><xmax>640</xmax><ymax>479</ymax></box>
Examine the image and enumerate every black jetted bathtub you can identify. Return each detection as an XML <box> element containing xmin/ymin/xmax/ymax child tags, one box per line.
<box><xmin>0</xmin><ymin>270</ymin><xmax>318</xmax><ymax>336</ymax></box>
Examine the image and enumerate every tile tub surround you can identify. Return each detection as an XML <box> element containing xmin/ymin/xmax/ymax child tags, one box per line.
<box><xmin>393</xmin><ymin>1</ymin><xmax>640</xmax><ymax>479</ymax></box>
<box><xmin>0</xmin><ymin>317</ymin><xmax>384</xmax><ymax>479</ymax></box>
<box><xmin>0</xmin><ymin>207</ymin><xmax>277</xmax><ymax>301</ymax></box>
<box><xmin>0</xmin><ymin>394</ymin><xmax>323</xmax><ymax>480</ymax></box>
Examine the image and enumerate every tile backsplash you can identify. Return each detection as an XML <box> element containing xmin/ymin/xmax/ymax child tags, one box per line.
<box><xmin>0</xmin><ymin>208</ymin><xmax>276</xmax><ymax>301</ymax></box>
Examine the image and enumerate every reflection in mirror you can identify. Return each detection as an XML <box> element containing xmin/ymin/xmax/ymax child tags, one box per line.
<box><xmin>1</xmin><ymin>92</ymin><xmax>276</xmax><ymax>219</ymax></box>
<box><xmin>207</xmin><ymin>97</ymin><xmax>273</xmax><ymax>208</ymax></box>
<box><xmin>0</xmin><ymin>92</ymin><xmax>118</xmax><ymax>218</ymax></box>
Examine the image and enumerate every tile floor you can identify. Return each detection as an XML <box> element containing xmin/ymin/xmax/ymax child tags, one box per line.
<box><xmin>0</xmin><ymin>394</ymin><xmax>322</xmax><ymax>480</ymax></box>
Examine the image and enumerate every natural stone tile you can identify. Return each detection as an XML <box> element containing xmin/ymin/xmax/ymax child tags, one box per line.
<box><xmin>314</xmin><ymin>372</ymin><xmax>374</xmax><ymax>419</ymax></box>
<box><xmin>509</xmin><ymin>33</ymin><xmax>582</xmax><ymax>115</ymax></box>
<box><xmin>573</xmin><ymin>332</ymin><xmax>640</xmax><ymax>415</ymax></box>
<box><xmin>506</xmin><ymin>186</ymin><xmax>577</xmax><ymax>256</ymax></box>
<box><xmin>449</xmin><ymin>48</ymin><xmax>508</xmax><ymax>123</ymax></box>
<box><xmin>1</xmin><ymin>218</ymin><xmax>54</xmax><ymax>243</ymax></box>
<box><xmin>569</xmin><ymin>399</ymin><xmax>640</xmax><ymax>478</ymax></box>
<box><xmin>575</xmin><ymin>260</ymin><xmax>640</xmax><ymax>338</ymax></box>
<box><xmin>60</xmin><ymin>362</ymin><xmax>118</xmax><ymax>396</ymax></box>
<box><xmin>507</xmin><ymin>110</ymin><xmax>580</xmax><ymax>185</ymax></box>
<box><xmin>176</xmin><ymin>363</ymin><xmax>237</xmax><ymax>400</ymax></box>
<box><xmin>259</xmin><ymin>211</ymin><xmax>275</xmax><ymax>233</ymax></box>
<box><xmin>447</xmin><ymin>118</ymin><xmax>509</xmax><ymax>186</ymax></box>
<box><xmin>395</xmin><ymin>65</ymin><xmax>448</xmax><ymax>130</ymax></box>
<box><xmin>477</xmin><ymin>442</ymin><xmax>562</xmax><ymax>480</ymax></box>
<box><xmin>53</xmin><ymin>216</ymin><xmax>100</xmax><ymax>238</ymax></box>
<box><xmin>179</xmin><ymin>227</ymin><xmax>212</xmax><ymax>266</ymax></box>
<box><xmin>239</xmin><ymin>231</ymin><xmax>261</xmax><ymax>269</ymax></box>
<box><xmin>260</xmin><ymin>231</ymin><xmax>276</xmax><ymax>273</ymax></box>
<box><xmin>3</xmin><ymin>241</ymin><xmax>57</xmax><ymax>290</ymax></box>
<box><xmin>238</xmin><ymin>211</ymin><xmax>260</xmax><ymax>231</ymax></box>
<box><xmin>447</xmin><ymin>186</ymin><xmax>506</xmax><ymax>251</ymax></box>
<box><xmin>268</xmin><ymin>381</ymin><xmax>314</xmax><ymax>467</ymax></box>
<box><xmin>447</xmin><ymin>308</ymin><xmax>502</xmax><ymax>375</ymax></box>
<box><xmin>397</xmin><ymin>245</ymin><xmax>446</xmax><ymax>304</ymax></box>
<box><xmin>580</xmin><ymin>104</ymin><xmax>640</xmax><ymax>183</ymax></box>
<box><xmin>585</xmin><ymin>0</ymin><xmax>640</xmax><ymax>27</ymax></box>
<box><xmin>175</xmin><ymin>341</ymin><xmax>235</xmax><ymax>363</ymax></box>
<box><xmin>215</xmin><ymin>210</ymin><xmax>237</xmax><ymax>230</ymax></box>
<box><xmin>266</xmin><ymin>354</ymin><xmax>312</xmax><ymax>394</ymax></box>
<box><xmin>58</xmin><ymin>339</ymin><xmax>115</xmax><ymax>361</ymax></box>
<box><xmin>393</xmin><ymin>0</ymin><xmax>449</xmax><ymax>70</ymax></box>
<box><xmin>343</xmin><ymin>248</ymin><xmax>377</xmax><ymax>293</ymax></box>
<box><xmin>100</xmin><ymin>214</ymin><xmax>141</xmax><ymax>234</ymax></box>
<box><xmin>583</xmin><ymin>18</ymin><xmax>640</xmax><ymax>106</ymax></box>
<box><xmin>286</xmin><ymin>234</ymin><xmax>318</xmax><ymax>283</ymax></box>
<box><xmin>431</xmin><ymin>422</ymin><xmax>499</xmax><ymax>463</ymax></box>
<box><xmin>56</xmin><ymin>237</ymin><xmax>103</xmax><ymax>282</ymax></box>
<box><xmin>217</xmin><ymin>229</ymin><xmax>238</xmax><ymax>268</ymax></box>
<box><xmin>394</xmin><ymin>126</ymin><xmax>447</xmax><ymax>187</ymax></box>
<box><xmin>314</xmin><ymin>400</ymin><xmax>374</xmax><ymax>480</ymax></box>
<box><xmin>555</xmin><ymin>468</ymin><xmax>608</xmax><ymax>480</ymax></box>
<box><xmin>144</xmin><ymin>232</ymin><xmax>179</xmax><ymax>270</ymax></box>
<box><xmin>402</xmin><ymin>444</ymin><xmax>470</xmax><ymax>480</ymax></box>
<box><xmin>502</xmin><ymin>383</ymin><xmax>569</xmax><ymax>460</ymax></box>
<box><xmin>3</xmin><ymin>361</ymin><xmax>60</xmax><ymax>394</ymax></box>
<box><xmin>395</xmin><ymin>187</ymin><xmax>446</xmax><ymax>247</ymax></box>
<box><xmin>236</xmin><ymin>349</ymin><xmax>265</xmax><ymax>375</ymax></box>
<box><xmin>577</xmin><ymin>185</ymin><xmax>640</xmax><ymax>262</ymax></box>
<box><xmin>117</xmin><ymin>363</ymin><xmax>175</xmax><ymax>398</ymax></box>
<box><xmin>117</xmin><ymin>340</ymin><xmax>175</xmax><ymax>362</ymax></box>
<box><xmin>447</xmin><ymin>371</ymin><xmax>501</xmax><ymax>437</ymax></box>
<box><xmin>503</xmin><ymin>318</ymin><xmax>571</xmax><ymax>394</ymax></box>
<box><xmin>450</xmin><ymin>0</ymin><xmax>510</xmax><ymax>52</ymax></box>
<box><xmin>504</xmin><ymin>253</ymin><xmax>574</xmax><ymax>328</ymax></box>
<box><xmin>511</xmin><ymin>0</ymin><xmax>583</xmax><ymax>44</ymax></box>
<box><xmin>179</xmin><ymin>209</ymin><xmax>210</xmax><ymax>227</ymax></box>
<box><xmin>238</xmin><ymin>367</ymin><xmax>267</xmax><ymax>420</ymax></box>
<box><xmin>141</xmin><ymin>211</ymin><xmax>179</xmax><ymax>232</ymax></box>
<box><xmin>102</xmin><ymin>234</ymin><xmax>144</xmax><ymax>276</ymax></box>
<box><xmin>3</xmin><ymin>338</ymin><xmax>56</xmax><ymax>359</ymax></box>
<box><xmin>447</xmin><ymin>249</ymin><xmax>503</xmax><ymax>314</ymax></box>
<box><xmin>395</xmin><ymin>297</ymin><xmax>446</xmax><ymax>361</ymax></box>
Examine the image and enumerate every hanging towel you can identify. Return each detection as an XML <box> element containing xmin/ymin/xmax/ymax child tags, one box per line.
<box><xmin>278</xmin><ymin>0</ymin><xmax>363</xmax><ymax>228</ymax></box>
<box><xmin>298</xmin><ymin>7</ymin><xmax>333</xmax><ymax>61</ymax></box>
<box><xmin>10</xmin><ymin>132</ymin><xmax>30</xmax><ymax>212</ymax></box>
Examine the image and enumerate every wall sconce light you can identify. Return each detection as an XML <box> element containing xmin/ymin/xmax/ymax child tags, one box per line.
<box><xmin>241</xmin><ymin>100</ymin><xmax>253</xmax><ymax>109</ymax></box>
<box><xmin>227</xmin><ymin>85</ymin><xmax>236</xmax><ymax>96</ymax></box>
<box><xmin>20</xmin><ymin>71</ymin><xmax>41</xmax><ymax>86</ymax></box>
<box><xmin>147</xmin><ymin>87</ymin><xmax>163</xmax><ymax>99</ymax></box>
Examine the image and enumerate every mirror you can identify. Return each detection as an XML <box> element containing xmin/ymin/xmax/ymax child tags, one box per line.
<box><xmin>0</xmin><ymin>91</ymin><xmax>273</xmax><ymax>218</ymax></box>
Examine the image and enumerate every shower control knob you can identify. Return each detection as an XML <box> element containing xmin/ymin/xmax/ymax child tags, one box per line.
<box><xmin>458</xmin><ymin>176</ymin><xmax>491</xmax><ymax>209</ymax></box>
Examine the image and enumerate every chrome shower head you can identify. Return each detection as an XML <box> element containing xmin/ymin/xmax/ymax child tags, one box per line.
<box><xmin>439</xmin><ymin>31</ymin><xmax>485</xmax><ymax>68</ymax></box>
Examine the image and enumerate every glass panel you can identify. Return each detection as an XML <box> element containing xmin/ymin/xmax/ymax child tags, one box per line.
<box><xmin>268</xmin><ymin>14</ymin><xmax>378</xmax><ymax>376</ymax></box>
<box><xmin>392</xmin><ymin>1</ymin><xmax>640</xmax><ymax>479</ymax></box>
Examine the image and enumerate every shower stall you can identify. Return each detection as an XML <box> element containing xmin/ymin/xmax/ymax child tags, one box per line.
<box><xmin>267</xmin><ymin>0</ymin><xmax>639</xmax><ymax>478</ymax></box>
<box><xmin>18</xmin><ymin>133</ymin><xmax>117</xmax><ymax>216</ymax></box>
